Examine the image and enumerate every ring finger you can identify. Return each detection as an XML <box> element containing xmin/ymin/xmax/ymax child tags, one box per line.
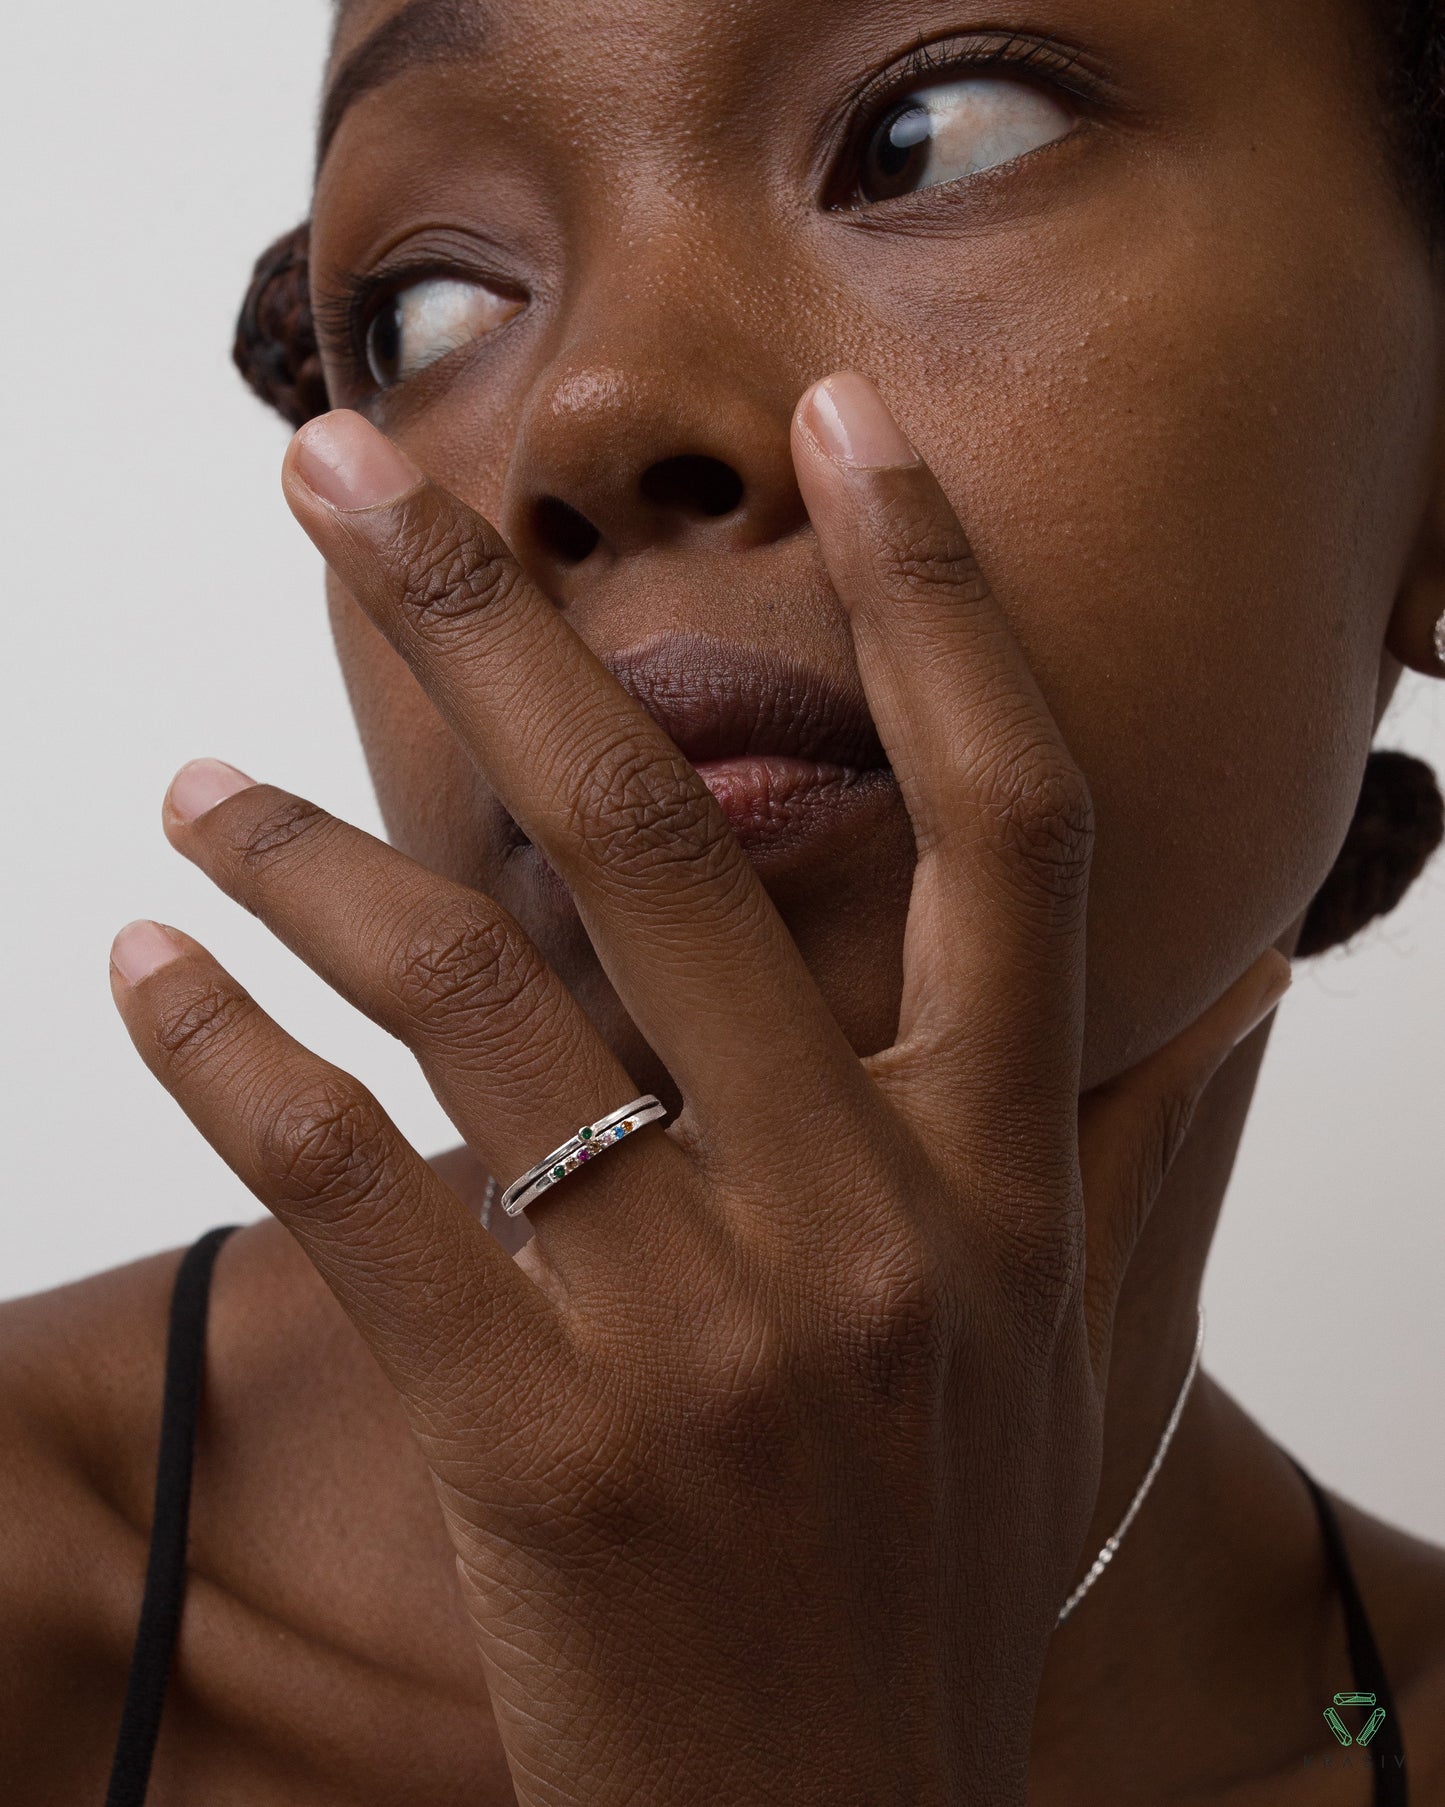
<box><xmin>159</xmin><ymin>762</ymin><xmax>704</xmax><ymax>1276</ymax></box>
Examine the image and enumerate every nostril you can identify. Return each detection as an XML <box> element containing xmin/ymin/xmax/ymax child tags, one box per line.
<box><xmin>532</xmin><ymin>495</ymin><xmax>602</xmax><ymax>566</ymax></box>
<box><xmin>639</xmin><ymin>455</ymin><xmax>744</xmax><ymax>519</ymax></box>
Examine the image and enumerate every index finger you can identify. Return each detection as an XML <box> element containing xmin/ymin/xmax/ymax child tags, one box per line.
<box><xmin>792</xmin><ymin>373</ymin><xmax>1094</xmax><ymax>1159</ymax></box>
<box><xmin>281</xmin><ymin>413</ymin><xmax>871</xmax><ymax>1157</ymax></box>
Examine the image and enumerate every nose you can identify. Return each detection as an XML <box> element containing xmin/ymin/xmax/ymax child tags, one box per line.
<box><xmin>498</xmin><ymin>323</ymin><xmax>811</xmax><ymax>596</ymax></box>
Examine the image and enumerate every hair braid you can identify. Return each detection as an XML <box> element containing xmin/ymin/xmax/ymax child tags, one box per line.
<box><xmin>232</xmin><ymin>223</ymin><xmax>326</xmax><ymax>428</ymax></box>
<box><xmin>1299</xmin><ymin>750</ymin><xmax>1444</xmax><ymax>955</ymax></box>
<box><xmin>232</xmin><ymin>5</ymin><xmax>1445</xmax><ymax>956</ymax></box>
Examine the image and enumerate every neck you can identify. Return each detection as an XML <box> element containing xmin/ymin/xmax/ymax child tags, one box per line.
<box><xmin>1031</xmin><ymin>1008</ymin><xmax>1335</xmax><ymax>1799</ymax></box>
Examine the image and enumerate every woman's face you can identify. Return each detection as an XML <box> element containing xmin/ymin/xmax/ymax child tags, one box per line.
<box><xmin>308</xmin><ymin>0</ymin><xmax>1440</xmax><ymax>1097</ymax></box>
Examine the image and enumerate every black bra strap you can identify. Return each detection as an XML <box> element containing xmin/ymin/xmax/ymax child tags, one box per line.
<box><xmin>104</xmin><ymin>1226</ymin><xmax>241</xmax><ymax>1807</ymax></box>
<box><xmin>1288</xmin><ymin>1455</ymin><xmax>1408</xmax><ymax>1806</ymax></box>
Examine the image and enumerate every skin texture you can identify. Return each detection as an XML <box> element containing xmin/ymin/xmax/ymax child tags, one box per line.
<box><xmin>3</xmin><ymin>0</ymin><xmax>1445</xmax><ymax>1801</ymax></box>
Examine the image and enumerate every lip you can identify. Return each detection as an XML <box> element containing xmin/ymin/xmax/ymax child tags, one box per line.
<box><xmin>505</xmin><ymin>627</ymin><xmax>899</xmax><ymax>871</ymax></box>
<box><xmin>687</xmin><ymin>753</ymin><xmax>897</xmax><ymax>853</ymax></box>
<box><xmin>602</xmin><ymin>630</ymin><xmax>888</xmax><ymax>774</ymax></box>
<box><xmin>605</xmin><ymin>630</ymin><xmax>894</xmax><ymax>856</ymax></box>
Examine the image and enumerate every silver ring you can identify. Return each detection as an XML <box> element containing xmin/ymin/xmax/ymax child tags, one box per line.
<box><xmin>499</xmin><ymin>1095</ymin><xmax>668</xmax><ymax>1217</ymax></box>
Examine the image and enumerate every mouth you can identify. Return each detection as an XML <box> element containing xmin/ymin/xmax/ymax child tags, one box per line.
<box><xmin>511</xmin><ymin>628</ymin><xmax>898</xmax><ymax>864</ymax></box>
<box><xmin>606</xmin><ymin>629</ymin><xmax>892</xmax><ymax>852</ymax></box>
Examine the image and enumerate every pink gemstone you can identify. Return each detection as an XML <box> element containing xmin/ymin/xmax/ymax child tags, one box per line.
<box><xmin>577</xmin><ymin>1147</ymin><xmax>593</xmax><ymax>1162</ymax></box>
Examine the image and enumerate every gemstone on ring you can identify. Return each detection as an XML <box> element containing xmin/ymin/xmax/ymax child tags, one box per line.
<box><xmin>499</xmin><ymin>1094</ymin><xmax>668</xmax><ymax>1217</ymax></box>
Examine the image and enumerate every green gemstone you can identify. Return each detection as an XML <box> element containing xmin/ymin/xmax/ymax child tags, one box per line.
<box><xmin>580</xmin><ymin>1126</ymin><xmax>593</xmax><ymax>1140</ymax></box>
<box><xmin>552</xmin><ymin>1165</ymin><xmax>566</xmax><ymax>1181</ymax></box>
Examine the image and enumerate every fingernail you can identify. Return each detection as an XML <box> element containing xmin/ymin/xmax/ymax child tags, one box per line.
<box><xmin>167</xmin><ymin>757</ymin><xmax>257</xmax><ymax>824</ymax></box>
<box><xmin>291</xmin><ymin>411</ymin><xmax>424</xmax><ymax>512</ymax></box>
<box><xmin>111</xmin><ymin>920</ymin><xmax>185</xmax><ymax>986</ymax></box>
<box><xmin>1232</xmin><ymin>954</ymin><xmax>1293</xmax><ymax>1047</ymax></box>
<box><xmin>803</xmin><ymin>372</ymin><xmax>920</xmax><ymax>471</ymax></box>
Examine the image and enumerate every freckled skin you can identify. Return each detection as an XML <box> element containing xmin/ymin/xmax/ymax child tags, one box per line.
<box><xmin>3</xmin><ymin>1</ymin><xmax>1445</xmax><ymax>1802</ymax></box>
<box><xmin>314</xmin><ymin>0</ymin><xmax>1435</xmax><ymax>1095</ymax></box>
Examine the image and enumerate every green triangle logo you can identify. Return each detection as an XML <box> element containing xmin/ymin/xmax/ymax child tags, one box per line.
<box><xmin>1323</xmin><ymin>1693</ymin><xmax>1386</xmax><ymax>1748</ymax></box>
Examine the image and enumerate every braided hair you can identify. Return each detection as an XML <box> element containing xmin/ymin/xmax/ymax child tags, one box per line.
<box><xmin>232</xmin><ymin>18</ymin><xmax>1445</xmax><ymax>957</ymax></box>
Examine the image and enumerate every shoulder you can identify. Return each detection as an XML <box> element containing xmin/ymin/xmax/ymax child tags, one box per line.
<box><xmin>0</xmin><ymin>1215</ymin><xmax>486</xmax><ymax>1802</ymax></box>
<box><xmin>1327</xmin><ymin>1483</ymin><xmax>1445</xmax><ymax>1792</ymax></box>
<box><xmin>0</xmin><ymin>1236</ymin><xmax>186</xmax><ymax>1788</ymax></box>
<box><xmin>0</xmin><ymin>1219</ymin><xmax>343</xmax><ymax>1795</ymax></box>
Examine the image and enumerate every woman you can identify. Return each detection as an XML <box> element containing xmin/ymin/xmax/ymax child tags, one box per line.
<box><xmin>4</xmin><ymin>0</ymin><xmax>1445</xmax><ymax>1798</ymax></box>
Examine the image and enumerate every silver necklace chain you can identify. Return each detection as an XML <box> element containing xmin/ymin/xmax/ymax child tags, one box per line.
<box><xmin>1056</xmin><ymin>1305</ymin><xmax>1205</xmax><ymax>1625</ymax></box>
<box><xmin>482</xmin><ymin>1170</ymin><xmax>1200</xmax><ymax>1629</ymax></box>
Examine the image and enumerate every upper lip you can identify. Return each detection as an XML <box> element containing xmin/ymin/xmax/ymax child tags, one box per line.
<box><xmin>601</xmin><ymin>630</ymin><xmax>887</xmax><ymax>771</ymax></box>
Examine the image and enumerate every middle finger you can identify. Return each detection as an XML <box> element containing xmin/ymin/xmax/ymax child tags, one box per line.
<box><xmin>281</xmin><ymin>409</ymin><xmax>872</xmax><ymax>1155</ymax></box>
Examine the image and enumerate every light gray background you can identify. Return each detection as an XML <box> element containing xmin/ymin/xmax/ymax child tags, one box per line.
<box><xmin>3</xmin><ymin>1</ymin><xmax>1442</xmax><ymax>1539</ymax></box>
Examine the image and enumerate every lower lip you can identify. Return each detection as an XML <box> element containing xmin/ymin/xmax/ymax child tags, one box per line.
<box><xmin>692</xmin><ymin>755</ymin><xmax>896</xmax><ymax>856</ymax></box>
<box><xmin>505</xmin><ymin>757</ymin><xmax>901</xmax><ymax>906</ymax></box>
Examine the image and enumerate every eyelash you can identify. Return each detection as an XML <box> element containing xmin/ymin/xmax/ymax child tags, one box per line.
<box><xmin>864</xmin><ymin>31</ymin><xmax>1092</xmax><ymax>108</ymax></box>
<box><xmin>832</xmin><ymin>30</ymin><xmax>1100</xmax><ymax>207</ymax></box>
<box><xmin>311</xmin><ymin>260</ymin><xmax>494</xmax><ymax>385</ymax></box>
<box><xmin>316</xmin><ymin>32</ymin><xmax>1100</xmax><ymax>385</ymax></box>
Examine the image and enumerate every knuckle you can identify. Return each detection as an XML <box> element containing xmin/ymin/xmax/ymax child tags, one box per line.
<box><xmin>393</xmin><ymin>512</ymin><xmax>524</xmax><ymax>632</ymax></box>
<box><xmin>385</xmin><ymin>905</ymin><xmax>544</xmax><ymax>1042</ymax></box>
<box><xmin>151</xmin><ymin>981</ymin><xmax>257</xmax><ymax>1083</ymax></box>
<box><xmin>258</xmin><ymin>1072</ymin><xmax>398</xmax><ymax>1216</ymax></box>
<box><xmin>568</xmin><ymin>736</ymin><xmax>731</xmax><ymax>888</ymax></box>
<box><xmin>871</xmin><ymin>509</ymin><xmax>984</xmax><ymax>608</ymax></box>
<box><xmin>998</xmin><ymin>1208</ymin><xmax>1080</xmax><ymax>1316</ymax></box>
<box><xmin>691</xmin><ymin>1306</ymin><xmax>794</xmax><ymax>1440</ymax></box>
<box><xmin>975</xmin><ymin>741</ymin><xmax>1095</xmax><ymax>901</ymax></box>
<box><xmin>974</xmin><ymin>1170</ymin><xmax>1085</xmax><ymax>1360</ymax></box>
<box><xmin>831</xmin><ymin>1235</ymin><xmax>959</xmax><ymax>1404</ymax></box>
<box><xmin>229</xmin><ymin>792</ymin><xmax>331</xmax><ymax>881</ymax></box>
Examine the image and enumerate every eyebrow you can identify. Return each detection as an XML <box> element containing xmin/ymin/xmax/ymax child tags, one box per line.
<box><xmin>318</xmin><ymin>0</ymin><xmax>492</xmax><ymax>170</ymax></box>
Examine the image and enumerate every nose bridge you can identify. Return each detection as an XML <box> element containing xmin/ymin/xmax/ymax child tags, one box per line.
<box><xmin>498</xmin><ymin>207</ymin><xmax>811</xmax><ymax>579</ymax></box>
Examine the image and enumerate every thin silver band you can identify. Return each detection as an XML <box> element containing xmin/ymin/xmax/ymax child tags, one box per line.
<box><xmin>500</xmin><ymin>1095</ymin><xmax>668</xmax><ymax>1217</ymax></box>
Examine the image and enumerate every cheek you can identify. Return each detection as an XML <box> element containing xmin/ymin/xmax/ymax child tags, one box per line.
<box><xmin>894</xmin><ymin>212</ymin><xmax>1436</xmax><ymax>1081</ymax></box>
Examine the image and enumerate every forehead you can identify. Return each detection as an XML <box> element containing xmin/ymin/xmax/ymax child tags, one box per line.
<box><xmin>318</xmin><ymin>0</ymin><xmax>849</xmax><ymax>171</ymax></box>
<box><xmin>318</xmin><ymin>0</ymin><xmax>1386</xmax><ymax>190</ymax></box>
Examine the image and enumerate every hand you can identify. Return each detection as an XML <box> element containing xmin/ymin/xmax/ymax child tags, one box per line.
<box><xmin>109</xmin><ymin>371</ymin><xmax>1290</xmax><ymax>1807</ymax></box>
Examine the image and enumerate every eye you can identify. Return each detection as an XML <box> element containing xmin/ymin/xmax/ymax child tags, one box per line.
<box><xmin>364</xmin><ymin>277</ymin><xmax>523</xmax><ymax>387</ymax></box>
<box><xmin>858</xmin><ymin>75</ymin><xmax>1074</xmax><ymax>205</ymax></box>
